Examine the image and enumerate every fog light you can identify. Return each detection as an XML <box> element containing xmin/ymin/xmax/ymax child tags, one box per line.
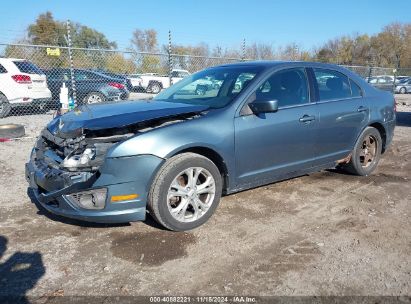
<box><xmin>66</xmin><ymin>188</ymin><xmax>107</xmax><ymax>210</ymax></box>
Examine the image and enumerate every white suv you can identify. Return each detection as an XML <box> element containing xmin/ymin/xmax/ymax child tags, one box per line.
<box><xmin>0</xmin><ymin>58</ymin><xmax>52</xmax><ymax>117</ymax></box>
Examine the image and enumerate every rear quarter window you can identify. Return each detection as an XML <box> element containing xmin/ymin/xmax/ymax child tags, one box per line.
<box><xmin>13</xmin><ymin>61</ymin><xmax>43</xmax><ymax>75</ymax></box>
<box><xmin>350</xmin><ymin>79</ymin><xmax>363</xmax><ymax>97</ymax></box>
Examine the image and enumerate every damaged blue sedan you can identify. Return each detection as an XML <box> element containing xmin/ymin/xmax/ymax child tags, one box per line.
<box><xmin>26</xmin><ymin>61</ymin><xmax>396</xmax><ymax>231</ymax></box>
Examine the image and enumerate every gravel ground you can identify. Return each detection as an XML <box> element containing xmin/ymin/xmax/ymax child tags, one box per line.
<box><xmin>0</xmin><ymin>94</ymin><xmax>410</xmax><ymax>300</ymax></box>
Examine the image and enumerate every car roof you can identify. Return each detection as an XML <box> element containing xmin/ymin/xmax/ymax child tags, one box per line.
<box><xmin>210</xmin><ymin>60</ymin><xmax>379</xmax><ymax>95</ymax></box>
<box><xmin>211</xmin><ymin>60</ymin><xmax>349</xmax><ymax>70</ymax></box>
<box><xmin>212</xmin><ymin>60</ymin><xmax>363</xmax><ymax>78</ymax></box>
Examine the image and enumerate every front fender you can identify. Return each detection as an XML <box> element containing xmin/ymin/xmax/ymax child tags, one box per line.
<box><xmin>107</xmin><ymin>116</ymin><xmax>233</xmax><ymax>160</ymax></box>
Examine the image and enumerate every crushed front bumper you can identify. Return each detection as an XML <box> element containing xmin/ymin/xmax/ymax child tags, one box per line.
<box><xmin>25</xmin><ymin>150</ymin><xmax>164</xmax><ymax>223</ymax></box>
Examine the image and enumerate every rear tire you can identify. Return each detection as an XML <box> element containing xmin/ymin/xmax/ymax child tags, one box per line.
<box><xmin>148</xmin><ymin>153</ymin><xmax>222</xmax><ymax>231</ymax></box>
<box><xmin>84</xmin><ymin>92</ymin><xmax>106</xmax><ymax>104</ymax></box>
<box><xmin>149</xmin><ymin>82</ymin><xmax>161</xmax><ymax>94</ymax></box>
<box><xmin>0</xmin><ymin>93</ymin><xmax>11</xmax><ymax>118</ymax></box>
<box><xmin>343</xmin><ymin>127</ymin><xmax>382</xmax><ymax>176</ymax></box>
<box><xmin>399</xmin><ymin>87</ymin><xmax>407</xmax><ymax>94</ymax></box>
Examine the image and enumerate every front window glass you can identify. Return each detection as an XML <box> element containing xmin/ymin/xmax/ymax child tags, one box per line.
<box><xmin>314</xmin><ymin>69</ymin><xmax>351</xmax><ymax>100</ymax></box>
<box><xmin>254</xmin><ymin>68</ymin><xmax>309</xmax><ymax>107</ymax></box>
<box><xmin>155</xmin><ymin>66</ymin><xmax>263</xmax><ymax>109</ymax></box>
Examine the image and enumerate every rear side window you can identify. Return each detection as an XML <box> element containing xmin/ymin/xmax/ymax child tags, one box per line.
<box><xmin>0</xmin><ymin>64</ymin><xmax>7</xmax><ymax>73</ymax></box>
<box><xmin>13</xmin><ymin>60</ymin><xmax>43</xmax><ymax>75</ymax></box>
<box><xmin>74</xmin><ymin>71</ymin><xmax>99</xmax><ymax>81</ymax></box>
<box><xmin>350</xmin><ymin>79</ymin><xmax>363</xmax><ymax>97</ymax></box>
<box><xmin>314</xmin><ymin>69</ymin><xmax>351</xmax><ymax>101</ymax></box>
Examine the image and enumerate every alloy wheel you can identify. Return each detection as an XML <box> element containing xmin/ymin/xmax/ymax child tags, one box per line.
<box><xmin>359</xmin><ymin>135</ymin><xmax>377</xmax><ymax>168</ymax></box>
<box><xmin>87</xmin><ymin>94</ymin><xmax>102</xmax><ymax>104</ymax></box>
<box><xmin>167</xmin><ymin>167</ymin><xmax>216</xmax><ymax>223</ymax></box>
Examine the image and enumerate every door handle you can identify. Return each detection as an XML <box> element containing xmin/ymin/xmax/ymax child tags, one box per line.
<box><xmin>357</xmin><ymin>106</ymin><xmax>368</xmax><ymax>112</ymax></box>
<box><xmin>299</xmin><ymin>115</ymin><xmax>315</xmax><ymax>123</ymax></box>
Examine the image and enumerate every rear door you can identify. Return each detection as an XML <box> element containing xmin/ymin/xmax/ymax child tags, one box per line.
<box><xmin>310</xmin><ymin>68</ymin><xmax>369</xmax><ymax>164</ymax></box>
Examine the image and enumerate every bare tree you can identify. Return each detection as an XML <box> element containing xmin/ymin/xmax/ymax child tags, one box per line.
<box><xmin>131</xmin><ymin>28</ymin><xmax>158</xmax><ymax>52</ymax></box>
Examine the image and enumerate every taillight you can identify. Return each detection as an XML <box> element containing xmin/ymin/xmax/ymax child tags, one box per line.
<box><xmin>108</xmin><ymin>82</ymin><xmax>124</xmax><ymax>89</ymax></box>
<box><xmin>12</xmin><ymin>74</ymin><xmax>32</xmax><ymax>84</ymax></box>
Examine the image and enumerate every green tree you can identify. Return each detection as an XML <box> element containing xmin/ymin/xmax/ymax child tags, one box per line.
<box><xmin>27</xmin><ymin>11</ymin><xmax>116</xmax><ymax>49</ymax></box>
<box><xmin>105</xmin><ymin>53</ymin><xmax>136</xmax><ymax>73</ymax></box>
<box><xmin>28</xmin><ymin>11</ymin><xmax>66</xmax><ymax>46</ymax></box>
<box><xmin>72</xmin><ymin>24</ymin><xmax>117</xmax><ymax>49</ymax></box>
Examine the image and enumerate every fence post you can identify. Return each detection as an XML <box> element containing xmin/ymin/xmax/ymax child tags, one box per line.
<box><xmin>168</xmin><ymin>30</ymin><xmax>173</xmax><ymax>87</ymax></box>
<box><xmin>367</xmin><ymin>66</ymin><xmax>373</xmax><ymax>83</ymax></box>
<box><xmin>242</xmin><ymin>38</ymin><xmax>246</xmax><ymax>61</ymax></box>
<box><xmin>66</xmin><ymin>20</ymin><xmax>77</xmax><ymax>105</ymax></box>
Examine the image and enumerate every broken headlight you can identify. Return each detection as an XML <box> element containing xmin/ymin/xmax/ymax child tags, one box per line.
<box><xmin>62</xmin><ymin>143</ymin><xmax>114</xmax><ymax>170</ymax></box>
<box><xmin>62</xmin><ymin>147</ymin><xmax>96</xmax><ymax>169</ymax></box>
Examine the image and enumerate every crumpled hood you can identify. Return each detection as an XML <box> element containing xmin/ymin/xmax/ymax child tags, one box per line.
<box><xmin>47</xmin><ymin>100</ymin><xmax>209</xmax><ymax>138</ymax></box>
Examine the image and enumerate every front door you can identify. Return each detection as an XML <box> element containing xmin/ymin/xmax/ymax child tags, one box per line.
<box><xmin>234</xmin><ymin>67</ymin><xmax>318</xmax><ymax>187</ymax></box>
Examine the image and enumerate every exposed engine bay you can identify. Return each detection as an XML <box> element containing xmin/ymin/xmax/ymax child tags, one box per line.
<box><xmin>35</xmin><ymin>113</ymin><xmax>200</xmax><ymax>173</ymax></box>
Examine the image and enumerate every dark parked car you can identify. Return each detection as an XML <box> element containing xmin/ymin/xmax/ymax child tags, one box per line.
<box><xmin>27</xmin><ymin>62</ymin><xmax>395</xmax><ymax>231</ymax></box>
<box><xmin>44</xmin><ymin>68</ymin><xmax>130</xmax><ymax>106</ymax></box>
<box><xmin>91</xmin><ymin>70</ymin><xmax>133</xmax><ymax>92</ymax></box>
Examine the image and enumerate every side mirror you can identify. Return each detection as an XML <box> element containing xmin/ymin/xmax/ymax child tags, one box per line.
<box><xmin>249</xmin><ymin>99</ymin><xmax>278</xmax><ymax>114</ymax></box>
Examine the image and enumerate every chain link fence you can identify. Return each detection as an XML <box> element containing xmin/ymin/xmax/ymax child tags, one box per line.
<box><xmin>0</xmin><ymin>43</ymin><xmax>410</xmax><ymax>118</ymax></box>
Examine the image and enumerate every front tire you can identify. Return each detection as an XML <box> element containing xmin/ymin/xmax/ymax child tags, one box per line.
<box><xmin>344</xmin><ymin>127</ymin><xmax>382</xmax><ymax>176</ymax></box>
<box><xmin>399</xmin><ymin>87</ymin><xmax>407</xmax><ymax>94</ymax></box>
<box><xmin>148</xmin><ymin>153</ymin><xmax>222</xmax><ymax>231</ymax></box>
<box><xmin>0</xmin><ymin>93</ymin><xmax>11</xmax><ymax>118</ymax></box>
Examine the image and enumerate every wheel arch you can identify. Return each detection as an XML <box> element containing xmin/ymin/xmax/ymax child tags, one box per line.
<box><xmin>148</xmin><ymin>80</ymin><xmax>163</xmax><ymax>88</ymax></box>
<box><xmin>170</xmin><ymin>146</ymin><xmax>230</xmax><ymax>193</ymax></box>
<box><xmin>368</xmin><ymin>122</ymin><xmax>387</xmax><ymax>153</ymax></box>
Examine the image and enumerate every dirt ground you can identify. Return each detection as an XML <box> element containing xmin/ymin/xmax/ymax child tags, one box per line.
<box><xmin>0</xmin><ymin>94</ymin><xmax>410</xmax><ymax>300</ymax></box>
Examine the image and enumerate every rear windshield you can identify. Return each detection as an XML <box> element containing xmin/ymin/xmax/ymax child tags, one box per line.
<box><xmin>13</xmin><ymin>60</ymin><xmax>44</xmax><ymax>75</ymax></box>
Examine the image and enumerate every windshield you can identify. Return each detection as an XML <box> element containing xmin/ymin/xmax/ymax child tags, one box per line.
<box><xmin>154</xmin><ymin>65</ymin><xmax>263</xmax><ymax>109</ymax></box>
